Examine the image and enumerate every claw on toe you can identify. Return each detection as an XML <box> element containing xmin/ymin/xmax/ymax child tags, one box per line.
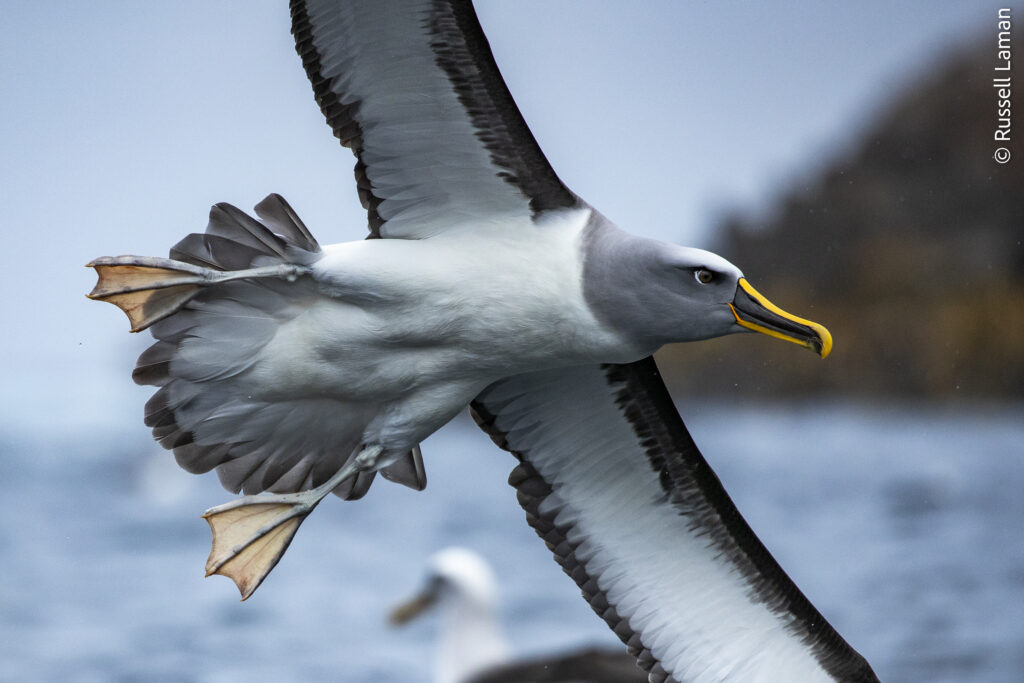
<box><xmin>202</xmin><ymin>500</ymin><xmax>311</xmax><ymax>601</ymax></box>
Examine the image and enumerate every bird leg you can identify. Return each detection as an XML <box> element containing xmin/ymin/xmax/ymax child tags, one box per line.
<box><xmin>86</xmin><ymin>255</ymin><xmax>309</xmax><ymax>332</ymax></box>
<box><xmin>202</xmin><ymin>444</ymin><xmax>384</xmax><ymax>600</ymax></box>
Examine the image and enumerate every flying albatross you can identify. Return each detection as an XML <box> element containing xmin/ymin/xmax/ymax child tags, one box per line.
<box><xmin>390</xmin><ymin>546</ymin><xmax>649</xmax><ymax>683</ymax></box>
<box><xmin>88</xmin><ymin>1</ymin><xmax>879</xmax><ymax>681</ymax></box>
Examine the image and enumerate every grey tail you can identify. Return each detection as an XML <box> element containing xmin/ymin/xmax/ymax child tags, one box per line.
<box><xmin>94</xmin><ymin>194</ymin><xmax>426</xmax><ymax>499</ymax></box>
<box><xmin>87</xmin><ymin>194</ymin><xmax>321</xmax><ymax>332</ymax></box>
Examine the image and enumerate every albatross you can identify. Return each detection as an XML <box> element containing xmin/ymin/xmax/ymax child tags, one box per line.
<box><xmin>390</xmin><ymin>547</ymin><xmax>649</xmax><ymax>683</ymax></box>
<box><xmin>88</xmin><ymin>1</ymin><xmax>879</xmax><ymax>681</ymax></box>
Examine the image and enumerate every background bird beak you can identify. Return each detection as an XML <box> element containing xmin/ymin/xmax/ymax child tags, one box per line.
<box><xmin>388</xmin><ymin>582</ymin><xmax>440</xmax><ymax>626</ymax></box>
<box><xmin>729</xmin><ymin>278</ymin><xmax>833</xmax><ymax>358</ymax></box>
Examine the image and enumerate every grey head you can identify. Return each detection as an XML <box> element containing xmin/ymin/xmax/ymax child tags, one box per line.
<box><xmin>581</xmin><ymin>211</ymin><xmax>832</xmax><ymax>358</ymax></box>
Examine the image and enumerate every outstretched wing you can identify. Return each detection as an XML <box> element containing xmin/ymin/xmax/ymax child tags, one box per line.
<box><xmin>290</xmin><ymin>0</ymin><xmax>578</xmax><ymax>238</ymax></box>
<box><xmin>472</xmin><ymin>358</ymin><xmax>878</xmax><ymax>683</ymax></box>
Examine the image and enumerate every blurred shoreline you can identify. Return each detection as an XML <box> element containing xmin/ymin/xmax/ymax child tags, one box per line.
<box><xmin>660</xmin><ymin>38</ymin><xmax>1023</xmax><ymax>401</ymax></box>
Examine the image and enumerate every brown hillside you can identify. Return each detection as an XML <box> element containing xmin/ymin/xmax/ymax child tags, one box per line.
<box><xmin>657</xmin><ymin>42</ymin><xmax>1024</xmax><ymax>400</ymax></box>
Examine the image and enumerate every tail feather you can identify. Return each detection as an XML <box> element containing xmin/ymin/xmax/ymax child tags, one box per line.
<box><xmin>132</xmin><ymin>341</ymin><xmax>175</xmax><ymax>386</ymax></box>
<box><xmin>91</xmin><ymin>194</ymin><xmax>423</xmax><ymax>502</ymax></box>
<box><xmin>146</xmin><ymin>308</ymin><xmax>199</xmax><ymax>342</ymax></box>
<box><xmin>189</xmin><ymin>194</ymin><xmax>321</xmax><ymax>269</ymax></box>
<box><xmin>89</xmin><ymin>193</ymin><xmax>321</xmax><ymax>333</ymax></box>
<box><xmin>255</xmin><ymin>193</ymin><xmax>318</xmax><ymax>252</ymax></box>
<box><xmin>207</xmin><ymin>203</ymin><xmax>289</xmax><ymax>258</ymax></box>
<box><xmin>170</xmin><ymin>233</ymin><xmax>268</xmax><ymax>270</ymax></box>
<box><xmin>214</xmin><ymin>449</ymin><xmax>278</xmax><ymax>496</ymax></box>
<box><xmin>174</xmin><ymin>441</ymin><xmax>234</xmax><ymax>476</ymax></box>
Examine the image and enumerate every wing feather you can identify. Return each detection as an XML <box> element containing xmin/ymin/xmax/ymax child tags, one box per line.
<box><xmin>290</xmin><ymin>0</ymin><xmax>577</xmax><ymax>238</ymax></box>
<box><xmin>472</xmin><ymin>358</ymin><xmax>879</xmax><ymax>683</ymax></box>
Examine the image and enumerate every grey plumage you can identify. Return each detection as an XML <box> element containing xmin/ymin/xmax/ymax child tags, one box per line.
<box><xmin>136</xmin><ymin>194</ymin><xmax>425</xmax><ymax>499</ymax></box>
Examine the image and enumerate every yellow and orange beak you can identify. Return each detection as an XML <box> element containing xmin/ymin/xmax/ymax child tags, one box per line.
<box><xmin>728</xmin><ymin>278</ymin><xmax>832</xmax><ymax>358</ymax></box>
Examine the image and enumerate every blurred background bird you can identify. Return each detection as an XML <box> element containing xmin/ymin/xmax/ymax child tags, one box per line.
<box><xmin>390</xmin><ymin>548</ymin><xmax>649</xmax><ymax>683</ymax></box>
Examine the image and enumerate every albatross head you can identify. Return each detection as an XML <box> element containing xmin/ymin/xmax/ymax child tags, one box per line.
<box><xmin>582</xmin><ymin>219</ymin><xmax>832</xmax><ymax>358</ymax></box>
<box><xmin>389</xmin><ymin>547</ymin><xmax>501</xmax><ymax>626</ymax></box>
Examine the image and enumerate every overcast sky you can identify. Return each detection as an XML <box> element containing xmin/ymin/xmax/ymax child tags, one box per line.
<box><xmin>0</xmin><ymin>1</ymin><xmax>1000</xmax><ymax>432</ymax></box>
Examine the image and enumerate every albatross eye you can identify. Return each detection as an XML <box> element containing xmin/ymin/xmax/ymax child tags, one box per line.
<box><xmin>695</xmin><ymin>269</ymin><xmax>714</xmax><ymax>284</ymax></box>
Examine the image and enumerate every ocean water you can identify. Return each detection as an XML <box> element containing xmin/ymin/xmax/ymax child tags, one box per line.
<box><xmin>1</xmin><ymin>403</ymin><xmax>1021</xmax><ymax>682</ymax></box>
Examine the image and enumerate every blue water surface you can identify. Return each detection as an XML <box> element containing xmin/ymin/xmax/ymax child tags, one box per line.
<box><xmin>1</xmin><ymin>403</ymin><xmax>1021</xmax><ymax>682</ymax></box>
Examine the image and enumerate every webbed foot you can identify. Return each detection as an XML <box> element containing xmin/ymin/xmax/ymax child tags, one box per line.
<box><xmin>201</xmin><ymin>445</ymin><xmax>385</xmax><ymax>599</ymax></box>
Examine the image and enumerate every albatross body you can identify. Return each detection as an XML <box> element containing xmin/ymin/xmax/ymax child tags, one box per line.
<box><xmin>257</xmin><ymin>211</ymin><xmax>640</xmax><ymax>453</ymax></box>
<box><xmin>88</xmin><ymin>1</ymin><xmax>878</xmax><ymax>681</ymax></box>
